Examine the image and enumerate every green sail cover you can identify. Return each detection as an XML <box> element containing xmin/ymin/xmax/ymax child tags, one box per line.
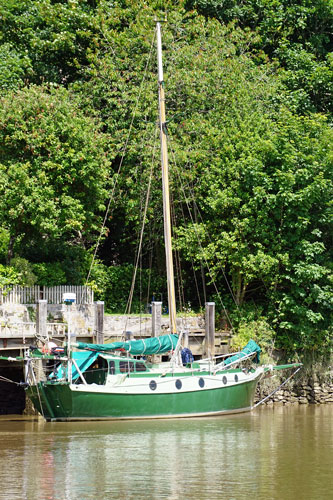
<box><xmin>76</xmin><ymin>334</ymin><xmax>179</xmax><ymax>356</ymax></box>
<box><xmin>224</xmin><ymin>339</ymin><xmax>261</xmax><ymax>366</ymax></box>
<box><xmin>52</xmin><ymin>351</ymin><xmax>99</xmax><ymax>380</ymax></box>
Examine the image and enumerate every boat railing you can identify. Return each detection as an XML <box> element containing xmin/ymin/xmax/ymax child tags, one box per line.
<box><xmin>213</xmin><ymin>351</ymin><xmax>259</xmax><ymax>372</ymax></box>
<box><xmin>199</xmin><ymin>352</ymin><xmax>242</xmax><ymax>363</ymax></box>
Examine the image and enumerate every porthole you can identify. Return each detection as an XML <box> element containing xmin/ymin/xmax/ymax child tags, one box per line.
<box><xmin>222</xmin><ymin>376</ymin><xmax>227</xmax><ymax>385</ymax></box>
<box><xmin>199</xmin><ymin>377</ymin><xmax>205</xmax><ymax>388</ymax></box>
<box><xmin>149</xmin><ymin>380</ymin><xmax>157</xmax><ymax>391</ymax></box>
<box><xmin>234</xmin><ymin>374</ymin><xmax>239</xmax><ymax>383</ymax></box>
<box><xmin>175</xmin><ymin>379</ymin><xmax>182</xmax><ymax>390</ymax></box>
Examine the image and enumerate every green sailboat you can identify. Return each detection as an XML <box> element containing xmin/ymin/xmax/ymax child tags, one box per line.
<box><xmin>24</xmin><ymin>22</ymin><xmax>301</xmax><ymax>421</ymax></box>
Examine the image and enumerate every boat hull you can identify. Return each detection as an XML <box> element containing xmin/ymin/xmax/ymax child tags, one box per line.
<box><xmin>26</xmin><ymin>374</ymin><xmax>261</xmax><ymax>421</ymax></box>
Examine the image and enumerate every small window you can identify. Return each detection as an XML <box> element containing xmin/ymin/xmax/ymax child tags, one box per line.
<box><xmin>199</xmin><ymin>377</ymin><xmax>205</xmax><ymax>388</ymax></box>
<box><xmin>120</xmin><ymin>361</ymin><xmax>134</xmax><ymax>373</ymax></box>
<box><xmin>149</xmin><ymin>380</ymin><xmax>157</xmax><ymax>391</ymax></box>
<box><xmin>109</xmin><ymin>361</ymin><xmax>115</xmax><ymax>375</ymax></box>
<box><xmin>234</xmin><ymin>374</ymin><xmax>238</xmax><ymax>383</ymax></box>
<box><xmin>223</xmin><ymin>376</ymin><xmax>227</xmax><ymax>385</ymax></box>
<box><xmin>135</xmin><ymin>362</ymin><xmax>147</xmax><ymax>372</ymax></box>
<box><xmin>175</xmin><ymin>379</ymin><xmax>182</xmax><ymax>390</ymax></box>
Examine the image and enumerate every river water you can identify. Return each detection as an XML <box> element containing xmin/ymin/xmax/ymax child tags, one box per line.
<box><xmin>0</xmin><ymin>405</ymin><xmax>331</xmax><ymax>500</ymax></box>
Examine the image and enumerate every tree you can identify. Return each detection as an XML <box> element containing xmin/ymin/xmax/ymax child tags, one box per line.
<box><xmin>0</xmin><ymin>84</ymin><xmax>110</xmax><ymax>263</ymax></box>
<box><xmin>0</xmin><ymin>0</ymin><xmax>99</xmax><ymax>86</ymax></box>
<box><xmin>185</xmin><ymin>0</ymin><xmax>333</xmax><ymax>116</ymax></box>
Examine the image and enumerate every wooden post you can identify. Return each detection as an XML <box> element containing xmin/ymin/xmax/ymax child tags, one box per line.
<box><xmin>151</xmin><ymin>301</ymin><xmax>162</xmax><ymax>363</ymax></box>
<box><xmin>35</xmin><ymin>301</ymin><xmax>47</xmax><ymax>383</ymax></box>
<box><xmin>205</xmin><ymin>302</ymin><xmax>215</xmax><ymax>359</ymax></box>
<box><xmin>95</xmin><ymin>301</ymin><xmax>104</xmax><ymax>344</ymax></box>
<box><xmin>36</xmin><ymin>300</ymin><xmax>47</xmax><ymax>340</ymax></box>
<box><xmin>152</xmin><ymin>301</ymin><xmax>162</xmax><ymax>337</ymax></box>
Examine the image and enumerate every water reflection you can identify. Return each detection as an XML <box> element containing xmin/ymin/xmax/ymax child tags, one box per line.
<box><xmin>0</xmin><ymin>406</ymin><xmax>332</xmax><ymax>500</ymax></box>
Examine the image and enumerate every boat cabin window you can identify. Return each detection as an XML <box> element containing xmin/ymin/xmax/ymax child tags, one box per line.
<box><xmin>135</xmin><ymin>362</ymin><xmax>147</xmax><ymax>372</ymax></box>
<box><xmin>84</xmin><ymin>356</ymin><xmax>108</xmax><ymax>385</ymax></box>
<box><xmin>118</xmin><ymin>360</ymin><xmax>147</xmax><ymax>373</ymax></box>
<box><xmin>109</xmin><ymin>361</ymin><xmax>116</xmax><ymax>375</ymax></box>
<box><xmin>120</xmin><ymin>361</ymin><xmax>135</xmax><ymax>373</ymax></box>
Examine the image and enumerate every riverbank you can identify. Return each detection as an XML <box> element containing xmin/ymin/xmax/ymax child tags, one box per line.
<box><xmin>256</xmin><ymin>374</ymin><xmax>333</xmax><ymax>405</ymax></box>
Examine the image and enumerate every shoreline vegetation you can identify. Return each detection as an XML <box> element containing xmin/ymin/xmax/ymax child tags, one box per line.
<box><xmin>0</xmin><ymin>1</ymin><xmax>332</xmax><ymax>361</ymax></box>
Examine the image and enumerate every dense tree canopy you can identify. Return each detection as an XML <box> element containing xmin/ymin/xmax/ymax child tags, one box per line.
<box><xmin>0</xmin><ymin>84</ymin><xmax>110</xmax><ymax>261</ymax></box>
<box><xmin>0</xmin><ymin>0</ymin><xmax>332</xmax><ymax>354</ymax></box>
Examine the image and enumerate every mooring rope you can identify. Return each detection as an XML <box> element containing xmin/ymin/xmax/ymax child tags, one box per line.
<box><xmin>253</xmin><ymin>366</ymin><xmax>302</xmax><ymax>408</ymax></box>
<box><xmin>0</xmin><ymin>375</ymin><xmax>20</xmax><ymax>385</ymax></box>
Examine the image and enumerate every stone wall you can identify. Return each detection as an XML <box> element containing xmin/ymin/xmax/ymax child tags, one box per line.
<box><xmin>255</xmin><ymin>376</ymin><xmax>333</xmax><ymax>405</ymax></box>
<box><xmin>103</xmin><ymin>314</ymin><xmax>204</xmax><ymax>337</ymax></box>
<box><xmin>0</xmin><ymin>302</ymin><xmax>95</xmax><ymax>334</ymax></box>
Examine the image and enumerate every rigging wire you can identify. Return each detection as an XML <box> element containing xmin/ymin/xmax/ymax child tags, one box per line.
<box><xmin>184</xmin><ymin>171</ymin><xmax>239</xmax><ymax>308</ymax></box>
<box><xmin>178</xmin><ymin>186</ymin><xmax>203</xmax><ymax>310</ymax></box>
<box><xmin>171</xmin><ymin>199</ymin><xmax>185</xmax><ymax>313</ymax></box>
<box><xmin>167</xmin><ymin>131</ymin><xmax>235</xmax><ymax>330</ymax></box>
<box><xmin>124</xmin><ymin>131</ymin><xmax>157</xmax><ymax>319</ymax></box>
<box><xmin>84</xmin><ymin>30</ymin><xmax>156</xmax><ymax>289</ymax></box>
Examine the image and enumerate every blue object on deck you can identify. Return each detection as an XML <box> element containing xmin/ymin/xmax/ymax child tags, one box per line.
<box><xmin>181</xmin><ymin>348</ymin><xmax>194</xmax><ymax>365</ymax></box>
<box><xmin>223</xmin><ymin>340</ymin><xmax>261</xmax><ymax>366</ymax></box>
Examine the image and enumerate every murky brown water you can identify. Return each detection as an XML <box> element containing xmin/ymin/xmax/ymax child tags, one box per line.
<box><xmin>0</xmin><ymin>405</ymin><xmax>332</xmax><ymax>500</ymax></box>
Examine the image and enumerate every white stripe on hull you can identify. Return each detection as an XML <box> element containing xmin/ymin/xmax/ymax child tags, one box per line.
<box><xmin>70</xmin><ymin>367</ymin><xmax>264</xmax><ymax>395</ymax></box>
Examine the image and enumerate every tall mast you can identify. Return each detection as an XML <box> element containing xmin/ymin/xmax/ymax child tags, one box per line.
<box><xmin>156</xmin><ymin>21</ymin><xmax>177</xmax><ymax>334</ymax></box>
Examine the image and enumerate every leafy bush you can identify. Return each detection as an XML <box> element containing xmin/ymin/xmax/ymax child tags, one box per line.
<box><xmin>0</xmin><ymin>264</ymin><xmax>22</xmax><ymax>289</ymax></box>
<box><xmin>231</xmin><ymin>319</ymin><xmax>276</xmax><ymax>360</ymax></box>
<box><xmin>32</xmin><ymin>262</ymin><xmax>66</xmax><ymax>286</ymax></box>
<box><xmin>90</xmin><ymin>262</ymin><xmax>166</xmax><ymax>314</ymax></box>
<box><xmin>10</xmin><ymin>257</ymin><xmax>37</xmax><ymax>286</ymax></box>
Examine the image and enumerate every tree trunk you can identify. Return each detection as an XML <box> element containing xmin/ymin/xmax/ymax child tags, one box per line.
<box><xmin>232</xmin><ymin>268</ymin><xmax>247</xmax><ymax>306</ymax></box>
<box><xmin>6</xmin><ymin>235</ymin><xmax>15</xmax><ymax>265</ymax></box>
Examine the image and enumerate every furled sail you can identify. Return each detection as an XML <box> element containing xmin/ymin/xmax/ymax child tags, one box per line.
<box><xmin>75</xmin><ymin>334</ymin><xmax>179</xmax><ymax>356</ymax></box>
<box><xmin>223</xmin><ymin>340</ymin><xmax>261</xmax><ymax>365</ymax></box>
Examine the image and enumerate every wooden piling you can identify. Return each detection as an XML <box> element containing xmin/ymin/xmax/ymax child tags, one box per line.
<box><xmin>205</xmin><ymin>302</ymin><xmax>215</xmax><ymax>359</ymax></box>
<box><xmin>36</xmin><ymin>300</ymin><xmax>47</xmax><ymax>340</ymax></box>
<box><xmin>152</xmin><ymin>301</ymin><xmax>162</xmax><ymax>337</ymax></box>
<box><xmin>94</xmin><ymin>301</ymin><xmax>104</xmax><ymax>344</ymax></box>
<box><xmin>151</xmin><ymin>301</ymin><xmax>162</xmax><ymax>363</ymax></box>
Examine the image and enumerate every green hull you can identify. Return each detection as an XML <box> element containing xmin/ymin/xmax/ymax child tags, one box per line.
<box><xmin>26</xmin><ymin>376</ymin><xmax>260</xmax><ymax>421</ymax></box>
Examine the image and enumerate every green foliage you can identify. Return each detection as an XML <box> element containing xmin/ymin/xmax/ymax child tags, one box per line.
<box><xmin>231</xmin><ymin>319</ymin><xmax>276</xmax><ymax>360</ymax></box>
<box><xmin>32</xmin><ymin>262</ymin><xmax>66</xmax><ymax>286</ymax></box>
<box><xmin>90</xmin><ymin>263</ymin><xmax>166</xmax><ymax>314</ymax></box>
<box><xmin>0</xmin><ymin>228</ymin><xmax>10</xmax><ymax>263</ymax></box>
<box><xmin>10</xmin><ymin>257</ymin><xmax>37</xmax><ymax>286</ymax></box>
<box><xmin>186</xmin><ymin>0</ymin><xmax>333</xmax><ymax>116</ymax></box>
<box><xmin>0</xmin><ymin>263</ymin><xmax>22</xmax><ymax>289</ymax></box>
<box><xmin>0</xmin><ymin>0</ymin><xmax>332</xmax><ymax>354</ymax></box>
<box><xmin>0</xmin><ymin>0</ymin><xmax>99</xmax><ymax>85</ymax></box>
<box><xmin>186</xmin><ymin>0</ymin><xmax>333</xmax><ymax>57</ymax></box>
<box><xmin>0</xmin><ymin>43</ymin><xmax>32</xmax><ymax>95</ymax></box>
<box><xmin>0</xmin><ymin>84</ymin><xmax>110</xmax><ymax>260</ymax></box>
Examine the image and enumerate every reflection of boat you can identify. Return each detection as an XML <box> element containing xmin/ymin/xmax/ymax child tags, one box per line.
<box><xmin>24</xmin><ymin>22</ymin><xmax>301</xmax><ymax>421</ymax></box>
